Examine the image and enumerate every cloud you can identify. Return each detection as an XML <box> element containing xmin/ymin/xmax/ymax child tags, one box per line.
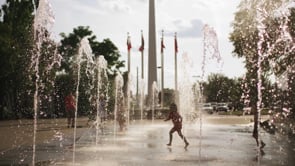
<box><xmin>95</xmin><ymin>0</ymin><xmax>131</xmax><ymax>13</ymax></box>
<box><xmin>192</xmin><ymin>0</ymin><xmax>208</xmax><ymax>9</ymax></box>
<box><xmin>164</xmin><ymin>19</ymin><xmax>204</xmax><ymax>38</ymax></box>
<box><xmin>64</xmin><ymin>0</ymin><xmax>131</xmax><ymax>15</ymax></box>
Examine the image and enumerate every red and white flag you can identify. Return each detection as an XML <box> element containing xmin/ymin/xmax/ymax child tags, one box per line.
<box><xmin>174</xmin><ymin>35</ymin><xmax>178</xmax><ymax>53</ymax></box>
<box><xmin>127</xmin><ymin>36</ymin><xmax>132</xmax><ymax>52</ymax></box>
<box><xmin>161</xmin><ymin>37</ymin><xmax>165</xmax><ymax>53</ymax></box>
<box><xmin>139</xmin><ymin>33</ymin><xmax>144</xmax><ymax>52</ymax></box>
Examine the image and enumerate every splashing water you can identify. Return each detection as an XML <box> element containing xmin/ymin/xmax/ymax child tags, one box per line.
<box><xmin>198</xmin><ymin>24</ymin><xmax>222</xmax><ymax>165</ymax></box>
<box><xmin>114</xmin><ymin>72</ymin><xmax>125</xmax><ymax>137</ymax></box>
<box><xmin>256</xmin><ymin>3</ymin><xmax>266</xmax><ymax>161</ymax></box>
<box><xmin>271</xmin><ymin>1</ymin><xmax>295</xmax><ymax>91</ymax></box>
<box><xmin>202</xmin><ymin>24</ymin><xmax>223</xmax><ymax>79</ymax></box>
<box><xmin>126</xmin><ymin>73</ymin><xmax>131</xmax><ymax>127</ymax></box>
<box><xmin>72</xmin><ymin>37</ymin><xmax>95</xmax><ymax>164</ymax></box>
<box><xmin>178</xmin><ymin>53</ymin><xmax>195</xmax><ymax>123</ymax></box>
<box><xmin>254</xmin><ymin>0</ymin><xmax>295</xmax><ymax>161</ymax></box>
<box><xmin>94</xmin><ymin>56</ymin><xmax>108</xmax><ymax>144</ymax></box>
<box><xmin>31</xmin><ymin>0</ymin><xmax>58</xmax><ymax>165</ymax></box>
<box><xmin>33</xmin><ymin>0</ymin><xmax>54</xmax><ymax>34</ymax></box>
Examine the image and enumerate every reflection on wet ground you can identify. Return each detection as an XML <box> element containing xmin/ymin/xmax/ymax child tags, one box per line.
<box><xmin>0</xmin><ymin>115</ymin><xmax>295</xmax><ymax>165</ymax></box>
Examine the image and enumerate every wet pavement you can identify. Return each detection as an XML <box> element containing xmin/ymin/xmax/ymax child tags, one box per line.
<box><xmin>0</xmin><ymin>115</ymin><xmax>295</xmax><ymax>166</ymax></box>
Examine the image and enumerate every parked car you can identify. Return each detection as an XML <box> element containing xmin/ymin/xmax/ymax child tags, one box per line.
<box><xmin>202</xmin><ymin>103</ymin><xmax>214</xmax><ymax>113</ymax></box>
<box><xmin>216</xmin><ymin>103</ymin><xmax>229</xmax><ymax>112</ymax></box>
<box><xmin>210</xmin><ymin>102</ymin><xmax>218</xmax><ymax>111</ymax></box>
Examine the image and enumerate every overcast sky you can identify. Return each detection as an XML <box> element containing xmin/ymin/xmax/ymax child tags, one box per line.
<box><xmin>1</xmin><ymin>0</ymin><xmax>246</xmax><ymax>89</ymax></box>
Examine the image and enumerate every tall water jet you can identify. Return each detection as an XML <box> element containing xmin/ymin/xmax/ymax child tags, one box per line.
<box><xmin>178</xmin><ymin>53</ymin><xmax>195</xmax><ymax>124</ymax></box>
<box><xmin>201</xmin><ymin>23</ymin><xmax>222</xmax><ymax>132</ymax></box>
<box><xmin>72</xmin><ymin>37</ymin><xmax>95</xmax><ymax>164</ymax></box>
<box><xmin>202</xmin><ymin>24</ymin><xmax>222</xmax><ymax>79</ymax></box>
<box><xmin>114</xmin><ymin>72</ymin><xmax>125</xmax><ymax>136</ymax></box>
<box><xmin>254</xmin><ymin>0</ymin><xmax>295</xmax><ymax>160</ymax></box>
<box><xmin>31</xmin><ymin>0</ymin><xmax>57</xmax><ymax>165</ymax></box>
<box><xmin>94</xmin><ymin>55</ymin><xmax>108</xmax><ymax>144</ymax></box>
<box><xmin>126</xmin><ymin>73</ymin><xmax>131</xmax><ymax>127</ymax></box>
<box><xmin>200</xmin><ymin>24</ymin><xmax>221</xmax><ymax>164</ymax></box>
<box><xmin>255</xmin><ymin>3</ymin><xmax>267</xmax><ymax>160</ymax></box>
<box><xmin>230</xmin><ymin>0</ymin><xmax>295</xmax><ymax>162</ymax></box>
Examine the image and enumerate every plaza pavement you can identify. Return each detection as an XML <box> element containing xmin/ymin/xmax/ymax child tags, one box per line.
<box><xmin>0</xmin><ymin>115</ymin><xmax>295</xmax><ymax>166</ymax></box>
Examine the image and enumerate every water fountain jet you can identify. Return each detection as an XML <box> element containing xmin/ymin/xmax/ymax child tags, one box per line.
<box><xmin>31</xmin><ymin>0</ymin><xmax>57</xmax><ymax>165</ymax></box>
<box><xmin>72</xmin><ymin>36</ymin><xmax>95</xmax><ymax>164</ymax></box>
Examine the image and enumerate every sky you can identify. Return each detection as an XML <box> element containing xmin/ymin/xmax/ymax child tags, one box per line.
<box><xmin>0</xmin><ymin>0</ymin><xmax>246</xmax><ymax>90</ymax></box>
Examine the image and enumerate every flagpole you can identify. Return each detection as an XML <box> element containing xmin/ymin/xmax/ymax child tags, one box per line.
<box><xmin>161</xmin><ymin>30</ymin><xmax>164</xmax><ymax>108</ymax></box>
<box><xmin>139</xmin><ymin>30</ymin><xmax>144</xmax><ymax>121</ymax></box>
<box><xmin>136</xmin><ymin>66</ymin><xmax>139</xmax><ymax>102</ymax></box>
<box><xmin>127</xmin><ymin>32</ymin><xmax>131</xmax><ymax>127</ymax></box>
<box><xmin>141</xmin><ymin>30</ymin><xmax>144</xmax><ymax>79</ymax></box>
<box><xmin>174</xmin><ymin>32</ymin><xmax>178</xmax><ymax>104</ymax></box>
<box><xmin>127</xmin><ymin>32</ymin><xmax>131</xmax><ymax>73</ymax></box>
<box><xmin>141</xmin><ymin>46</ymin><xmax>144</xmax><ymax>79</ymax></box>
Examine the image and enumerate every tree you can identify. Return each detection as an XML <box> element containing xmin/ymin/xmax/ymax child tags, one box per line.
<box><xmin>158</xmin><ymin>88</ymin><xmax>175</xmax><ymax>107</ymax></box>
<box><xmin>36</xmin><ymin>31</ymin><xmax>61</xmax><ymax>118</ymax></box>
<box><xmin>202</xmin><ymin>74</ymin><xmax>243</xmax><ymax>109</ymax></box>
<box><xmin>0</xmin><ymin>0</ymin><xmax>35</xmax><ymax>119</ymax></box>
<box><xmin>59</xmin><ymin>26</ymin><xmax>124</xmax><ymax>75</ymax></box>
<box><xmin>57</xmin><ymin>26</ymin><xmax>125</xmax><ymax>117</ymax></box>
<box><xmin>229</xmin><ymin>0</ymin><xmax>295</xmax><ymax>147</ymax></box>
<box><xmin>92</xmin><ymin>38</ymin><xmax>124</xmax><ymax>73</ymax></box>
<box><xmin>229</xmin><ymin>0</ymin><xmax>295</xmax><ymax>112</ymax></box>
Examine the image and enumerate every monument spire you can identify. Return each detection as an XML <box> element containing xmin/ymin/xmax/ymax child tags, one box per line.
<box><xmin>148</xmin><ymin>0</ymin><xmax>157</xmax><ymax>103</ymax></box>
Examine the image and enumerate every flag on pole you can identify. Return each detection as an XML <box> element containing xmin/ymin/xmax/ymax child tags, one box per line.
<box><xmin>127</xmin><ymin>35</ymin><xmax>132</xmax><ymax>51</ymax></box>
<box><xmin>161</xmin><ymin>37</ymin><xmax>165</xmax><ymax>53</ymax></box>
<box><xmin>174</xmin><ymin>33</ymin><xmax>178</xmax><ymax>53</ymax></box>
<box><xmin>139</xmin><ymin>33</ymin><xmax>144</xmax><ymax>52</ymax></box>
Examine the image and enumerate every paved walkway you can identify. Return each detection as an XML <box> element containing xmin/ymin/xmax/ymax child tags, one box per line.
<box><xmin>0</xmin><ymin>115</ymin><xmax>295</xmax><ymax>166</ymax></box>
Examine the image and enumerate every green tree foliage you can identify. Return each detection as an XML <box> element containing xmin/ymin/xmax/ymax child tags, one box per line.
<box><xmin>92</xmin><ymin>38</ymin><xmax>124</xmax><ymax>73</ymax></box>
<box><xmin>0</xmin><ymin>0</ymin><xmax>62</xmax><ymax>119</ymax></box>
<box><xmin>59</xmin><ymin>26</ymin><xmax>124</xmax><ymax>75</ymax></box>
<box><xmin>202</xmin><ymin>74</ymin><xmax>243</xmax><ymax>109</ymax></box>
<box><xmin>157</xmin><ymin>88</ymin><xmax>175</xmax><ymax>107</ymax></box>
<box><xmin>57</xmin><ymin>26</ymin><xmax>125</xmax><ymax>116</ymax></box>
<box><xmin>36</xmin><ymin>31</ymin><xmax>61</xmax><ymax>118</ymax></box>
<box><xmin>59</xmin><ymin>26</ymin><xmax>93</xmax><ymax>74</ymax></box>
<box><xmin>229</xmin><ymin>0</ymin><xmax>295</xmax><ymax>113</ymax></box>
<box><xmin>163</xmin><ymin>88</ymin><xmax>175</xmax><ymax>107</ymax></box>
<box><xmin>0</xmin><ymin>0</ymin><xmax>35</xmax><ymax>119</ymax></box>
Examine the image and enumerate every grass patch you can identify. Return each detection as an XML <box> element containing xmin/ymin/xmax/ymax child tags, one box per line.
<box><xmin>218</xmin><ymin>111</ymin><xmax>243</xmax><ymax>116</ymax></box>
<box><xmin>218</xmin><ymin>109</ymin><xmax>269</xmax><ymax>116</ymax></box>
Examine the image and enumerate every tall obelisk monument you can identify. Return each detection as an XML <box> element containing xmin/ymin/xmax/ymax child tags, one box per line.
<box><xmin>148</xmin><ymin>0</ymin><xmax>157</xmax><ymax>101</ymax></box>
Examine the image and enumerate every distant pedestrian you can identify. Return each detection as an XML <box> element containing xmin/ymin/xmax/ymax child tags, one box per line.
<box><xmin>164</xmin><ymin>103</ymin><xmax>189</xmax><ymax>147</ymax></box>
<box><xmin>65</xmin><ymin>92</ymin><xmax>76</xmax><ymax>128</ymax></box>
